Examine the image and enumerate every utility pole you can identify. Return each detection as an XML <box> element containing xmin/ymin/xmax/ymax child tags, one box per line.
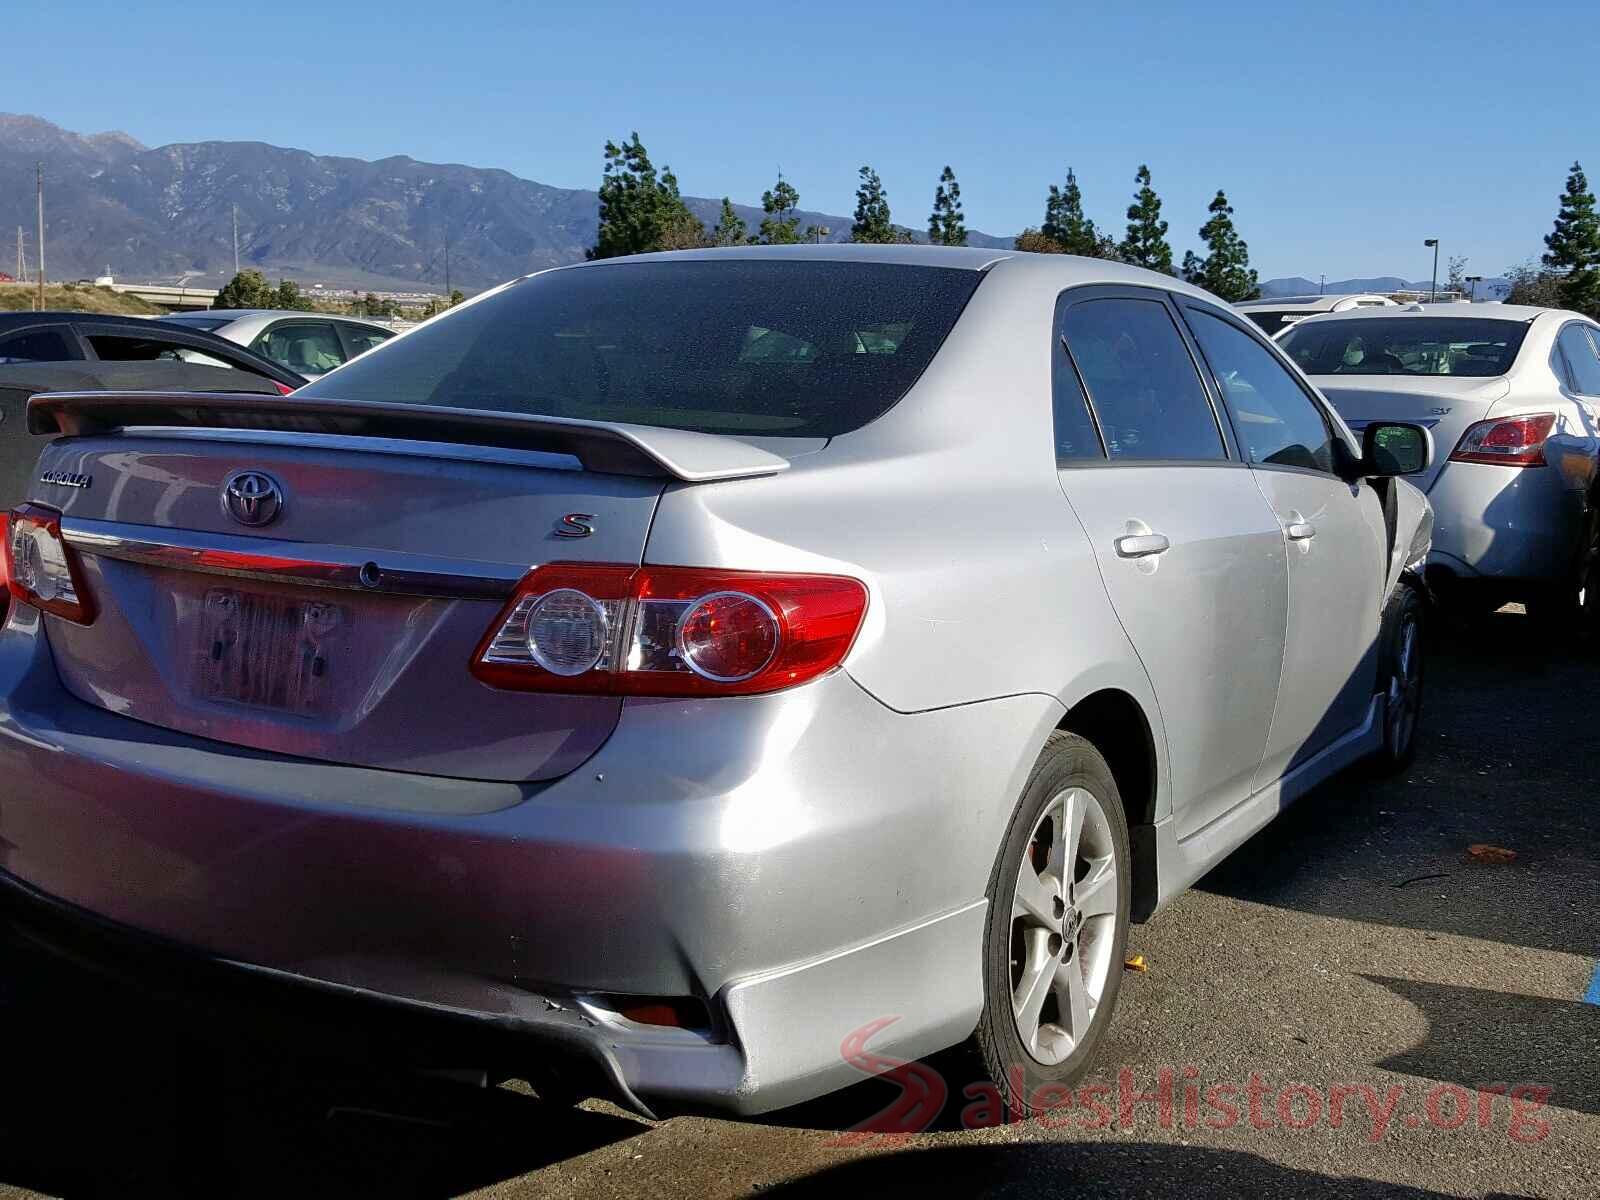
<box><xmin>1319</xmin><ymin>273</ymin><xmax>1326</xmax><ymax>295</ymax></box>
<box><xmin>15</xmin><ymin>226</ymin><xmax>23</xmax><ymax>285</ymax></box>
<box><xmin>232</xmin><ymin>204</ymin><xmax>240</xmax><ymax>276</ymax></box>
<box><xmin>443</xmin><ymin>230</ymin><xmax>450</xmax><ymax>299</ymax></box>
<box><xmin>36</xmin><ymin>161</ymin><xmax>46</xmax><ymax>310</ymax></box>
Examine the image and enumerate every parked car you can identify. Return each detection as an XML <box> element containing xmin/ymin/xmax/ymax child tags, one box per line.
<box><xmin>0</xmin><ymin>246</ymin><xmax>1432</xmax><ymax>1119</ymax></box>
<box><xmin>0</xmin><ymin>358</ymin><xmax>291</xmax><ymax>511</ymax></box>
<box><xmin>0</xmin><ymin>312</ymin><xmax>305</xmax><ymax>392</ymax></box>
<box><xmin>1279</xmin><ymin>304</ymin><xmax>1600</xmax><ymax>621</ymax></box>
<box><xmin>1235</xmin><ymin>293</ymin><xmax>1398</xmax><ymax>337</ymax></box>
<box><xmin>159</xmin><ymin>310</ymin><xmax>397</xmax><ymax>379</ymax></box>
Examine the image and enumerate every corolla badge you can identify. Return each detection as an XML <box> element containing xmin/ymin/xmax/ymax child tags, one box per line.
<box><xmin>222</xmin><ymin>471</ymin><xmax>285</xmax><ymax>527</ymax></box>
<box><xmin>39</xmin><ymin>470</ymin><xmax>93</xmax><ymax>490</ymax></box>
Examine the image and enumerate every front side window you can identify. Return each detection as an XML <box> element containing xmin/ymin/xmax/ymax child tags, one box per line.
<box><xmin>1280</xmin><ymin>317</ymin><xmax>1529</xmax><ymax>378</ymax></box>
<box><xmin>1557</xmin><ymin>324</ymin><xmax>1600</xmax><ymax>394</ymax></box>
<box><xmin>0</xmin><ymin>328</ymin><xmax>73</xmax><ymax>364</ymax></box>
<box><xmin>342</xmin><ymin>325</ymin><xmax>394</xmax><ymax>356</ymax></box>
<box><xmin>255</xmin><ymin>323</ymin><xmax>346</xmax><ymax>374</ymax></box>
<box><xmin>297</xmin><ymin>261</ymin><xmax>983</xmax><ymax>438</ymax></box>
<box><xmin>1186</xmin><ymin>308</ymin><xmax>1336</xmax><ymax>473</ymax></box>
<box><xmin>1060</xmin><ymin>297</ymin><xmax>1224</xmax><ymax>461</ymax></box>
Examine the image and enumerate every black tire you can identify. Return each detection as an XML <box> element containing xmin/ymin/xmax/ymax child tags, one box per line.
<box><xmin>971</xmin><ymin>731</ymin><xmax>1131</xmax><ymax>1115</ymax></box>
<box><xmin>1371</xmin><ymin>585</ymin><xmax>1426</xmax><ymax>775</ymax></box>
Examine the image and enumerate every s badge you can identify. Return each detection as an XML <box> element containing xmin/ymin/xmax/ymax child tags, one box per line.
<box><xmin>555</xmin><ymin>513</ymin><xmax>595</xmax><ymax>538</ymax></box>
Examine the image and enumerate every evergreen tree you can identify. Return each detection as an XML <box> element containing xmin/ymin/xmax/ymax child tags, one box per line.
<box><xmin>1041</xmin><ymin>167</ymin><xmax>1107</xmax><ymax>256</ymax></box>
<box><xmin>1542</xmin><ymin>161</ymin><xmax>1600</xmax><ymax>316</ymax></box>
<box><xmin>214</xmin><ymin>269</ymin><xmax>274</xmax><ymax>309</ymax></box>
<box><xmin>588</xmin><ymin>133</ymin><xmax>704</xmax><ymax>258</ymax></box>
<box><xmin>1189</xmin><ymin>190</ymin><xmax>1260</xmax><ymax>301</ymax></box>
<box><xmin>711</xmin><ymin>198</ymin><xmax>747</xmax><ymax>246</ymax></box>
<box><xmin>759</xmin><ymin>175</ymin><xmax>803</xmax><ymax>245</ymax></box>
<box><xmin>273</xmin><ymin>278</ymin><xmax>312</xmax><ymax>311</ymax></box>
<box><xmin>1180</xmin><ymin>250</ymin><xmax>1202</xmax><ymax>283</ymax></box>
<box><xmin>1118</xmin><ymin>164</ymin><xmax>1173</xmax><ymax>274</ymax></box>
<box><xmin>1014</xmin><ymin>228</ymin><xmax>1064</xmax><ymax>253</ymax></box>
<box><xmin>851</xmin><ymin>166</ymin><xmax>897</xmax><ymax>243</ymax></box>
<box><xmin>654</xmin><ymin>168</ymin><xmax>707</xmax><ymax>250</ymax></box>
<box><xmin>927</xmin><ymin>166</ymin><xmax>967</xmax><ymax>246</ymax></box>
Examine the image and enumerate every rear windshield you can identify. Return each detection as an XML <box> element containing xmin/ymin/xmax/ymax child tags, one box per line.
<box><xmin>295</xmin><ymin>259</ymin><xmax>983</xmax><ymax>437</ymax></box>
<box><xmin>1279</xmin><ymin>317</ymin><xmax>1530</xmax><ymax>378</ymax></box>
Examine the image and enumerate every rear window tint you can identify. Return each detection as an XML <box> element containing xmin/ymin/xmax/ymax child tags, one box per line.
<box><xmin>297</xmin><ymin>260</ymin><xmax>983</xmax><ymax>437</ymax></box>
<box><xmin>1280</xmin><ymin>317</ymin><xmax>1530</xmax><ymax>377</ymax></box>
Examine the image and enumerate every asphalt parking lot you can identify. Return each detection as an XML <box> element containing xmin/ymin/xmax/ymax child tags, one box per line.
<box><xmin>1</xmin><ymin>607</ymin><xmax>1597</xmax><ymax>1199</ymax></box>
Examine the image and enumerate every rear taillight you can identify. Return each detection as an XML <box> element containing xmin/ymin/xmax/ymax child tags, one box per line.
<box><xmin>4</xmin><ymin>504</ymin><xmax>95</xmax><ymax>624</ymax></box>
<box><xmin>471</xmin><ymin>563</ymin><xmax>868</xmax><ymax>696</ymax></box>
<box><xmin>0</xmin><ymin>512</ymin><xmax>9</xmax><ymax>597</ymax></box>
<box><xmin>1448</xmin><ymin>413</ymin><xmax>1556</xmax><ymax>467</ymax></box>
<box><xmin>273</xmin><ymin>381</ymin><xmax>296</xmax><ymax>395</ymax></box>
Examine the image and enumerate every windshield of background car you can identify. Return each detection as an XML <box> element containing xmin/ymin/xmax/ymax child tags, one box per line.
<box><xmin>1279</xmin><ymin>317</ymin><xmax>1530</xmax><ymax>378</ymax></box>
<box><xmin>295</xmin><ymin>260</ymin><xmax>984</xmax><ymax>437</ymax></box>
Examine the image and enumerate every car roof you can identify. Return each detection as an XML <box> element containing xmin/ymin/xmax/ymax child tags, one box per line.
<box><xmin>1234</xmin><ymin>294</ymin><xmax>1394</xmax><ymax>311</ymax></box>
<box><xmin>1289</xmin><ymin>303</ymin><xmax>1559</xmax><ymax>326</ymax></box>
<box><xmin>178</xmin><ymin>309</ymin><xmax>391</xmax><ymax>325</ymax></box>
<box><xmin>544</xmin><ymin>242</ymin><xmax>1225</xmax><ymax>303</ymax></box>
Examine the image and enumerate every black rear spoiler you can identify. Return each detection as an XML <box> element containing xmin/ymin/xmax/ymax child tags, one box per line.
<box><xmin>26</xmin><ymin>391</ymin><xmax>791</xmax><ymax>483</ymax></box>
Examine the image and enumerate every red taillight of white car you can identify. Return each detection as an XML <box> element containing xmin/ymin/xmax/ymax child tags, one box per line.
<box><xmin>471</xmin><ymin>563</ymin><xmax>868</xmax><ymax>696</ymax></box>
<box><xmin>1448</xmin><ymin>413</ymin><xmax>1557</xmax><ymax>467</ymax></box>
<box><xmin>4</xmin><ymin>504</ymin><xmax>96</xmax><ymax>625</ymax></box>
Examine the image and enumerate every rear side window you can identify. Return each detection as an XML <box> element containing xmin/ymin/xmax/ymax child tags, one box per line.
<box><xmin>255</xmin><ymin>323</ymin><xmax>345</xmax><ymax>374</ymax></box>
<box><xmin>0</xmin><ymin>328</ymin><xmax>73</xmax><ymax>364</ymax></box>
<box><xmin>1557</xmin><ymin>324</ymin><xmax>1600</xmax><ymax>395</ymax></box>
<box><xmin>1186</xmin><ymin>308</ymin><xmax>1336</xmax><ymax>473</ymax></box>
<box><xmin>87</xmin><ymin>334</ymin><xmax>193</xmax><ymax>363</ymax></box>
<box><xmin>297</xmin><ymin>260</ymin><xmax>983</xmax><ymax>437</ymax></box>
<box><xmin>1060</xmin><ymin>297</ymin><xmax>1225</xmax><ymax>461</ymax></box>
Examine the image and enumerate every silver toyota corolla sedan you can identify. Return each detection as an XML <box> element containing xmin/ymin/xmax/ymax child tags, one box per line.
<box><xmin>0</xmin><ymin>245</ymin><xmax>1432</xmax><ymax>1118</ymax></box>
<box><xmin>1279</xmin><ymin>304</ymin><xmax>1600</xmax><ymax>622</ymax></box>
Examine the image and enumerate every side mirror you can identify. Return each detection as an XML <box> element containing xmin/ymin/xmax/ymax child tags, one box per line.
<box><xmin>1360</xmin><ymin>422</ymin><xmax>1432</xmax><ymax>477</ymax></box>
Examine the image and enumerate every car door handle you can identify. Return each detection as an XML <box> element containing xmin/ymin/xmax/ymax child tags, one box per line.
<box><xmin>1114</xmin><ymin>533</ymin><xmax>1171</xmax><ymax>559</ymax></box>
<box><xmin>1286</xmin><ymin>521</ymin><xmax>1316</xmax><ymax>541</ymax></box>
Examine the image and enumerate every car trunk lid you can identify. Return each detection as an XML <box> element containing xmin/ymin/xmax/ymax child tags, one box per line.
<box><xmin>22</xmin><ymin>391</ymin><xmax>795</xmax><ymax>783</ymax></box>
<box><xmin>1313</xmin><ymin>375</ymin><xmax>1511</xmax><ymax>492</ymax></box>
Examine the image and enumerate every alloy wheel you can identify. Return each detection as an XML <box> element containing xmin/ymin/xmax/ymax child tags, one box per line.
<box><xmin>1008</xmin><ymin>786</ymin><xmax>1119</xmax><ymax>1066</ymax></box>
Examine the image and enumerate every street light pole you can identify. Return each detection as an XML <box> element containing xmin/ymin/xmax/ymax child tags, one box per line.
<box><xmin>1465</xmin><ymin>274</ymin><xmax>1483</xmax><ymax>303</ymax></box>
<box><xmin>35</xmin><ymin>161</ymin><xmax>45</xmax><ymax>311</ymax></box>
<box><xmin>1424</xmin><ymin>238</ymin><xmax>1439</xmax><ymax>303</ymax></box>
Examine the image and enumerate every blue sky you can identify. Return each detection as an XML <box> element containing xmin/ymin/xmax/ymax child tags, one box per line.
<box><xmin>12</xmin><ymin>0</ymin><xmax>1596</xmax><ymax>281</ymax></box>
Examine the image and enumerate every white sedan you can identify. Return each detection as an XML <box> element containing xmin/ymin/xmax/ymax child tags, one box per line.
<box><xmin>160</xmin><ymin>310</ymin><xmax>397</xmax><ymax>379</ymax></box>
<box><xmin>1279</xmin><ymin>304</ymin><xmax>1600</xmax><ymax>622</ymax></box>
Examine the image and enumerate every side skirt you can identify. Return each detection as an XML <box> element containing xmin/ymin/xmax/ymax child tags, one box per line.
<box><xmin>1148</xmin><ymin>696</ymin><xmax>1383</xmax><ymax>915</ymax></box>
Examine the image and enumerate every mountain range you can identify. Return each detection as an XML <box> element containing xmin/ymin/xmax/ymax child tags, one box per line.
<box><xmin>1</xmin><ymin>114</ymin><xmax>1507</xmax><ymax>297</ymax></box>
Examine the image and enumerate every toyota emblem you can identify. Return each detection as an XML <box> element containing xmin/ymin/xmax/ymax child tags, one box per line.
<box><xmin>222</xmin><ymin>471</ymin><xmax>285</xmax><ymax>527</ymax></box>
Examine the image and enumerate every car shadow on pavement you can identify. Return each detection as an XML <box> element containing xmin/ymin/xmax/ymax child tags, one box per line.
<box><xmin>0</xmin><ymin>939</ymin><xmax>650</xmax><ymax>1198</ymax></box>
<box><xmin>1363</xmin><ymin>974</ymin><xmax>1600</xmax><ymax>1119</ymax></box>
<box><xmin>1195</xmin><ymin>613</ymin><xmax>1600</xmax><ymax>960</ymax></box>
<box><xmin>753</xmin><ymin>1141</ymin><xmax>1530</xmax><ymax>1198</ymax></box>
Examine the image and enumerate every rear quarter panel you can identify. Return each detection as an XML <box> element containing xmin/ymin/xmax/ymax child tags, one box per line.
<box><xmin>642</xmin><ymin>263</ymin><xmax>1171</xmax><ymax>815</ymax></box>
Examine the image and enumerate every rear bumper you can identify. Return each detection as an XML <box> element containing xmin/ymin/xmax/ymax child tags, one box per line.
<box><xmin>0</xmin><ymin>603</ymin><xmax>1057</xmax><ymax>1114</ymax></box>
<box><xmin>1424</xmin><ymin>458</ymin><xmax>1589</xmax><ymax>585</ymax></box>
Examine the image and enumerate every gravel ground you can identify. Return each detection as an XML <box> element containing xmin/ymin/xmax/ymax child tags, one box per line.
<box><xmin>2</xmin><ymin>609</ymin><xmax>1596</xmax><ymax>1198</ymax></box>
